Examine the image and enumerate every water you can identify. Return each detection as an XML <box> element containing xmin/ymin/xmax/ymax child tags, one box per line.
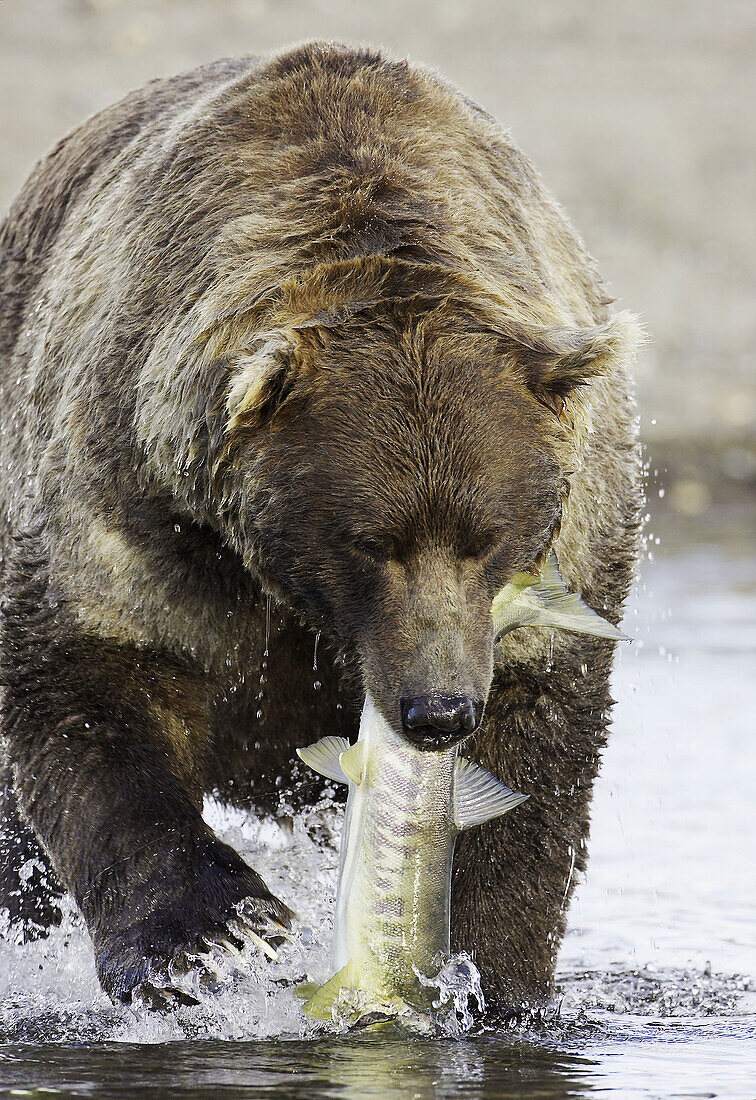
<box><xmin>0</xmin><ymin>509</ymin><xmax>754</xmax><ymax>1098</ymax></box>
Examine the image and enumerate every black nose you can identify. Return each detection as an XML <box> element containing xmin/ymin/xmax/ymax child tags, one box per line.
<box><xmin>400</xmin><ymin>694</ymin><xmax>482</xmax><ymax>750</ymax></box>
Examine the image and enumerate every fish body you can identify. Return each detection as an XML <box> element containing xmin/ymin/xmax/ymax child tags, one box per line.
<box><xmin>296</xmin><ymin>548</ymin><xmax>626</xmax><ymax>1024</ymax></box>
<box><xmin>333</xmin><ymin>698</ymin><xmax>455</xmax><ymax>1010</ymax></box>
<box><xmin>297</xmin><ymin>695</ymin><xmax>526</xmax><ymax>1022</ymax></box>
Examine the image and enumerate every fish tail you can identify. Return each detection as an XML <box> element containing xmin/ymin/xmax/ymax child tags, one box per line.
<box><xmin>527</xmin><ymin>550</ymin><xmax>629</xmax><ymax>640</ymax></box>
<box><xmin>299</xmin><ymin>959</ymin><xmax>361</xmax><ymax>1020</ymax></box>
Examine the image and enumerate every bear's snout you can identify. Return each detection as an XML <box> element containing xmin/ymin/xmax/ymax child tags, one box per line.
<box><xmin>400</xmin><ymin>693</ymin><xmax>482</xmax><ymax>751</ymax></box>
<box><xmin>357</xmin><ymin>549</ymin><xmax>495</xmax><ymax>745</ymax></box>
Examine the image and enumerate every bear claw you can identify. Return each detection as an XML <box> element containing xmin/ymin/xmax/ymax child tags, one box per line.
<box><xmin>124</xmin><ymin>898</ymin><xmax>294</xmax><ymax>1011</ymax></box>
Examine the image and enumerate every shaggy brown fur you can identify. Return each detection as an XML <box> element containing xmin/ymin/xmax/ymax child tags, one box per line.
<box><xmin>0</xmin><ymin>42</ymin><xmax>641</xmax><ymax>1008</ymax></box>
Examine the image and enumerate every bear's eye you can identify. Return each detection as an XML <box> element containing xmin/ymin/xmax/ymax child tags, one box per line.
<box><xmin>352</xmin><ymin>536</ymin><xmax>388</xmax><ymax>563</ymax></box>
<box><xmin>463</xmin><ymin>526</ymin><xmax>506</xmax><ymax>562</ymax></box>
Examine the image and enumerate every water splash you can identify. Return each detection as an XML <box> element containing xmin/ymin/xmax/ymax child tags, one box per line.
<box><xmin>419</xmin><ymin>954</ymin><xmax>486</xmax><ymax>1037</ymax></box>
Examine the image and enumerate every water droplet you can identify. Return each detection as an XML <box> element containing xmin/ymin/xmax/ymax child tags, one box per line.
<box><xmin>313</xmin><ymin>630</ymin><xmax>321</xmax><ymax>672</ymax></box>
<box><xmin>313</xmin><ymin>680</ymin><xmax>322</xmax><ymax>691</ymax></box>
<box><xmin>264</xmin><ymin>594</ymin><xmax>271</xmax><ymax>657</ymax></box>
<box><xmin>256</xmin><ymin>709</ymin><xmax>263</xmax><ymax>720</ymax></box>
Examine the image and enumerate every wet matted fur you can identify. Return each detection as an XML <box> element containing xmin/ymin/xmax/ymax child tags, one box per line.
<box><xmin>0</xmin><ymin>42</ymin><xmax>641</xmax><ymax>1007</ymax></box>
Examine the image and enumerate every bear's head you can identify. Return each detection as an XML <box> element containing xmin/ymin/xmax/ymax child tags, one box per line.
<box><xmin>197</xmin><ymin>263</ymin><xmax>637</xmax><ymax>748</ymax></box>
<box><xmin>127</xmin><ymin>48</ymin><xmax>640</xmax><ymax>749</ymax></box>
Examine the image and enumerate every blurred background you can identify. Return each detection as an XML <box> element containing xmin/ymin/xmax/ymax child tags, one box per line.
<box><xmin>1</xmin><ymin>0</ymin><xmax>754</xmax><ymax>527</ymax></box>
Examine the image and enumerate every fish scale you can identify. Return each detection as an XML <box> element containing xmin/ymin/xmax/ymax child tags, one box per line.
<box><xmin>347</xmin><ymin>741</ymin><xmax>453</xmax><ymax>989</ymax></box>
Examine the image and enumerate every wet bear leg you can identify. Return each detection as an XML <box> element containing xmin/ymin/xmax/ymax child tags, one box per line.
<box><xmin>1</xmin><ymin>544</ymin><xmax>291</xmax><ymax>1003</ymax></box>
<box><xmin>450</xmin><ymin>641</ymin><xmax>615</xmax><ymax>1012</ymax></box>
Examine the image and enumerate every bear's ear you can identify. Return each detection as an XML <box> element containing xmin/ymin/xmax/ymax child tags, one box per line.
<box><xmin>224</xmin><ymin>332</ymin><xmax>302</xmax><ymax>434</ymax></box>
<box><xmin>503</xmin><ymin>310</ymin><xmax>642</xmax><ymax>410</ymax></box>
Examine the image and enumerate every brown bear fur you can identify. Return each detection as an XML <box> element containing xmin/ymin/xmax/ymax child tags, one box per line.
<box><xmin>0</xmin><ymin>42</ymin><xmax>641</xmax><ymax>1008</ymax></box>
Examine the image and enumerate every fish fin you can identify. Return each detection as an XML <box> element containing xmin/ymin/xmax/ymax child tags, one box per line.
<box><xmin>538</xmin><ymin>548</ymin><xmax>564</xmax><ymax>587</ymax></box>
<box><xmin>491</xmin><ymin>572</ymin><xmax>539</xmax><ymax>637</ymax></box>
<box><xmin>454</xmin><ymin>757</ymin><xmax>529</xmax><ymax>830</ymax></box>
<box><xmin>522</xmin><ymin>550</ymin><xmax>628</xmax><ymax>641</ymax></box>
<box><xmin>296</xmin><ymin>736</ymin><xmax>351</xmax><ymax>784</ymax></box>
<box><xmin>300</xmin><ymin>959</ymin><xmax>361</xmax><ymax>1020</ymax></box>
<box><xmin>339</xmin><ymin>743</ymin><xmax>365</xmax><ymax>785</ymax></box>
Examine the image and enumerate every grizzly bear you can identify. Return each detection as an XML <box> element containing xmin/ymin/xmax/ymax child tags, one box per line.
<box><xmin>0</xmin><ymin>42</ymin><xmax>640</xmax><ymax>1010</ymax></box>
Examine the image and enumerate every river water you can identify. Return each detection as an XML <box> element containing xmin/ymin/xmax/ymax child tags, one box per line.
<box><xmin>0</xmin><ymin>505</ymin><xmax>754</xmax><ymax>1098</ymax></box>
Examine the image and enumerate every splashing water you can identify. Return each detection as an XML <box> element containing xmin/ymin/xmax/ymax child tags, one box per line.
<box><xmin>0</xmin><ymin>798</ymin><xmax>490</xmax><ymax>1044</ymax></box>
<box><xmin>419</xmin><ymin>954</ymin><xmax>486</xmax><ymax>1036</ymax></box>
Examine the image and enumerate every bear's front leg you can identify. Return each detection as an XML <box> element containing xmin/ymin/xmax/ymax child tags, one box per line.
<box><xmin>1</xmin><ymin>547</ymin><xmax>291</xmax><ymax>1004</ymax></box>
<box><xmin>450</xmin><ymin>643</ymin><xmax>615</xmax><ymax>1014</ymax></box>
